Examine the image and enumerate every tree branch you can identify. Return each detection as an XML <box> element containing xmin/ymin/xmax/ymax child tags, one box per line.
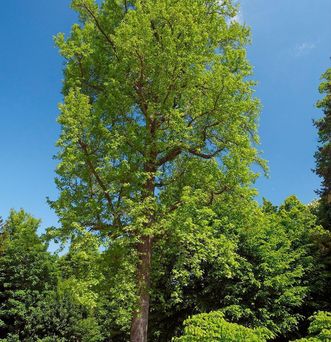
<box><xmin>78</xmin><ymin>3</ymin><xmax>118</xmax><ymax>59</ymax></box>
<box><xmin>187</xmin><ymin>82</ymin><xmax>225</xmax><ymax>127</ymax></box>
<box><xmin>134</xmin><ymin>50</ymin><xmax>149</xmax><ymax>119</ymax></box>
<box><xmin>208</xmin><ymin>186</ymin><xmax>230</xmax><ymax>205</ymax></box>
<box><xmin>157</xmin><ymin>147</ymin><xmax>182</xmax><ymax>166</ymax></box>
<box><xmin>188</xmin><ymin>146</ymin><xmax>224</xmax><ymax>159</ymax></box>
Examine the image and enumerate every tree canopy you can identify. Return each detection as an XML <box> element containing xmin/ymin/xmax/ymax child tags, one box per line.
<box><xmin>50</xmin><ymin>0</ymin><xmax>264</xmax><ymax>340</ymax></box>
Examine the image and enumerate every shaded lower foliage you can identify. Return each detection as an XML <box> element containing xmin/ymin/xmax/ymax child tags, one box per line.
<box><xmin>148</xmin><ymin>196</ymin><xmax>328</xmax><ymax>341</ymax></box>
<box><xmin>292</xmin><ymin>311</ymin><xmax>331</xmax><ymax>341</ymax></box>
<box><xmin>0</xmin><ymin>198</ymin><xmax>329</xmax><ymax>341</ymax></box>
<box><xmin>0</xmin><ymin>210</ymin><xmax>103</xmax><ymax>342</ymax></box>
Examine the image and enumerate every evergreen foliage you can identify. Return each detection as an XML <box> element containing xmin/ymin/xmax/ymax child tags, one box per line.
<box><xmin>314</xmin><ymin>67</ymin><xmax>331</xmax><ymax>231</ymax></box>
<box><xmin>312</xmin><ymin>66</ymin><xmax>331</xmax><ymax>321</ymax></box>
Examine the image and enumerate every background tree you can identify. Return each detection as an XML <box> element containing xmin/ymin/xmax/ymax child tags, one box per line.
<box><xmin>0</xmin><ymin>210</ymin><xmax>103</xmax><ymax>342</ymax></box>
<box><xmin>314</xmin><ymin>67</ymin><xmax>331</xmax><ymax>231</ymax></box>
<box><xmin>311</xmin><ymin>66</ymin><xmax>331</xmax><ymax>322</ymax></box>
<box><xmin>148</xmin><ymin>196</ymin><xmax>326</xmax><ymax>341</ymax></box>
<box><xmin>51</xmin><ymin>0</ymin><xmax>263</xmax><ymax>340</ymax></box>
<box><xmin>0</xmin><ymin>210</ymin><xmax>58</xmax><ymax>340</ymax></box>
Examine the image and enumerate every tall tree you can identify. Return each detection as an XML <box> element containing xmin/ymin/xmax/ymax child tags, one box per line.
<box><xmin>51</xmin><ymin>0</ymin><xmax>263</xmax><ymax>340</ymax></box>
<box><xmin>315</xmin><ymin>67</ymin><xmax>331</xmax><ymax>230</ymax></box>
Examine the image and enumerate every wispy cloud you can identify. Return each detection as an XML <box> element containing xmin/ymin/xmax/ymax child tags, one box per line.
<box><xmin>294</xmin><ymin>42</ymin><xmax>316</xmax><ymax>56</ymax></box>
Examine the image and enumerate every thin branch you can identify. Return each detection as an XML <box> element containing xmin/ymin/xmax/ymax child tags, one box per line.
<box><xmin>187</xmin><ymin>82</ymin><xmax>225</xmax><ymax>127</ymax></box>
<box><xmin>188</xmin><ymin>146</ymin><xmax>224</xmax><ymax>159</ymax></box>
<box><xmin>134</xmin><ymin>50</ymin><xmax>149</xmax><ymax>119</ymax></box>
<box><xmin>168</xmin><ymin>200</ymin><xmax>182</xmax><ymax>213</ymax></box>
<box><xmin>79</xmin><ymin>3</ymin><xmax>119</xmax><ymax>59</ymax></box>
<box><xmin>208</xmin><ymin>186</ymin><xmax>230</xmax><ymax>205</ymax></box>
<box><xmin>87</xmin><ymin>223</ymin><xmax>112</xmax><ymax>231</ymax></box>
<box><xmin>150</xmin><ymin>20</ymin><xmax>161</xmax><ymax>44</ymax></box>
<box><xmin>156</xmin><ymin>144</ymin><xmax>224</xmax><ymax>166</ymax></box>
<box><xmin>126</xmin><ymin>139</ymin><xmax>145</xmax><ymax>157</ymax></box>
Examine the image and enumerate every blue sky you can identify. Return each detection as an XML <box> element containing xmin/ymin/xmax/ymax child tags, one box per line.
<box><xmin>0</xmin><ymin>1</ymin><xmax>330</xmax><ymax>230</ymax></box>
<box><xmin>238</xmin><ymin>0</ymin><xmax>331</xmax><ymax>205</ymax></box>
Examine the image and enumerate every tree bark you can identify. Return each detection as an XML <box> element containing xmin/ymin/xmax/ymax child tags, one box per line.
<box><xmin>130</xmin><ymin>154</ymin><xmax>155</xmax><ymax>341</ymax></box>
<box><xmin>130</xmin><ymin>235</ymin><xmax>153</xmax><ymax>342</ymax></box>
<box><xmin>130</xmin><ymin>109</ymin><xmax>156</xmax><ymax>341</ymax></box>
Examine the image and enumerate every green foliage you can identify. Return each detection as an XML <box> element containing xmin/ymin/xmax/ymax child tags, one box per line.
<box><xmin>314</xmin><ymin>67</ymin><xmax>331</xmax><ymax>231</ymax></box>
<box><xmin>293</xmin><ymin>311</ymin><xmax>331</xmax><ymax>341</ymax></box>
<box><xmin>23</xmin><ymin>292</ymin><xmax>102</xmax><ymax>341</ymax></box>
<box><xmin>57</xmin><ymin>234</ymin><xmax>135</xmax><ymax>340</ymax></box>
<box><xmin>57</xmin><ymin>230</ymin><xmax>105</xmax><ymax>309</ymax></box>
<box><xmin>0</xmin><ymin>201</ymin><xmax>325</xmax><ymax>341</ymax></box>
<box><xmin>51</xmin><ymin>0</ymin><xmax>262</xmax><ymax>239</ymax></box>
<box><xmin>149</xmin><ymin>196</ymin><xmax>325</xmax><ymax>340</ymax></box>
<box><xmin>312</xmin><ymin>66</ymin><xmax>331</xmax><ymax>322</ymax></box>
<box><xmin>75</xmin><ymin>317</ymin><xmax>103</xmax><ymax>342</ymax></box>
<box><xmin>173</xmin><ymin>311</ymin><xmax>273</xmax><ymax>341</ymax></box>
<box><xmin>95</xmin><ymin>246</ymin><xmax>136</xmax><ymax>340</ymax></box>
<box><xmin>217</xmin><ymin>196</ymin><xmax>325</xmax><ymax>336</ymax></box>
<box><xmin>0</xmin><ymin>210</ymin><xmax>103</xmax><ymax>341</ymax></box>
<box><xmin>0</xmin><ymin>210</ymin><xmax>58</xmax><ymax>340</ymax></box>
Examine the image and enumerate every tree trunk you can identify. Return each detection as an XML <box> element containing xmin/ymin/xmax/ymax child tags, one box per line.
<box><xmin>130</xmin><ymin>235</ymin><xmax>153</xmax><ymax>342</ymax></box>
<box><xmin>130</xmin><ymin>116</ymin><xmax>156</xmax><ymax>341</ymax></box>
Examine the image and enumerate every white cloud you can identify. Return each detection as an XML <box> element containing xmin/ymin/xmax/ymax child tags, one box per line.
<box><xmin>294</xmin><ymin>42</ymin><xmax>316</xmax><ymax>56</ymax></box>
